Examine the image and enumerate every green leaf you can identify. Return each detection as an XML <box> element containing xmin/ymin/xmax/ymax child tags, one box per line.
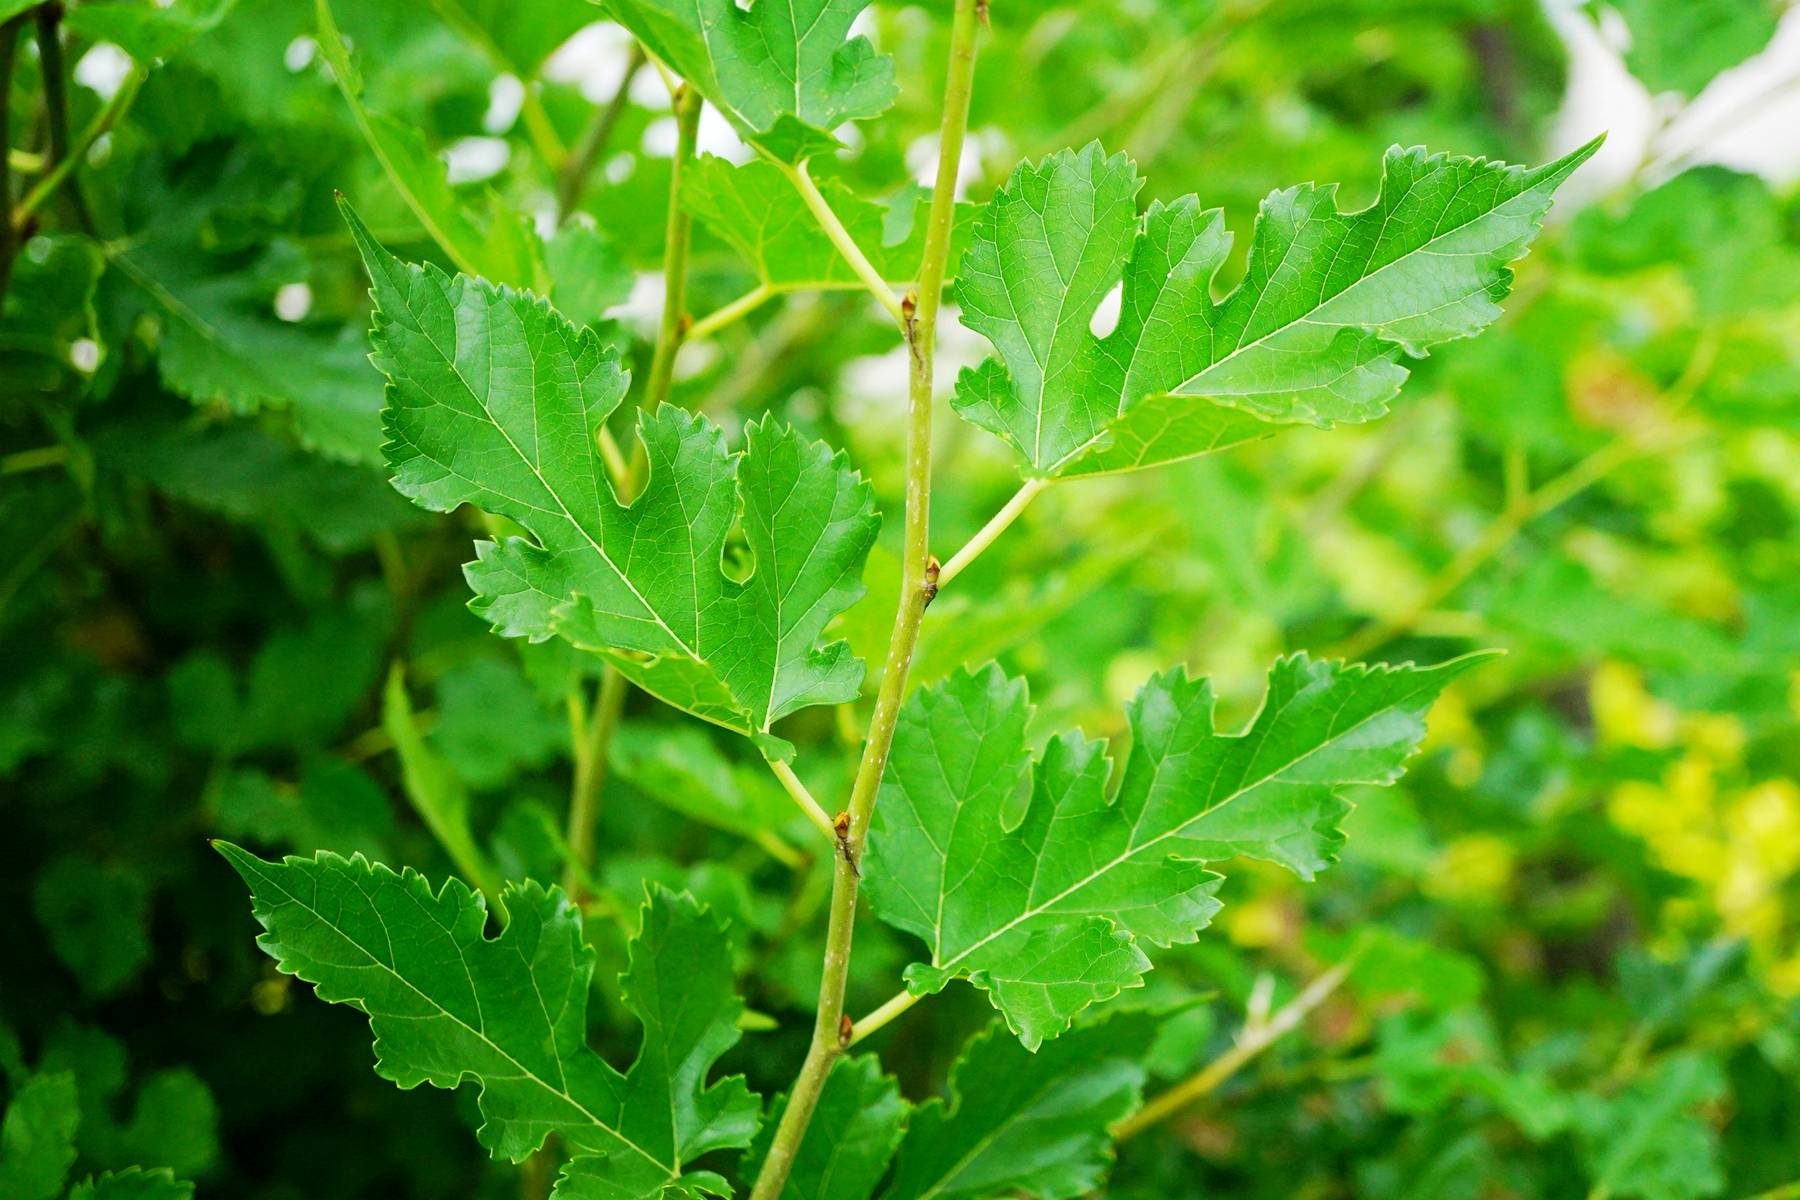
<box><xmin>349</xmin><ymin>204</ymin><xmax>881</xmax><ymax>747</ymax></box>
<box><xmin>66</xmin><ymin>1169</ymin><xmax>196</xmax><ymax>1200</ymax></box>
<box><xmin>317</xmin><ymin>0</ymin><xmax>546</xmax><ymax>289</ymax></box>
<box><xmin>600</xmin><ymin>0</ymin><xmax>896</xmax><ymax>160</ymax></box>
<box><xmin>0</xmin><ymin>1073</ymin><xmax>78</xmax><ymax>1200</ymax></box>
<box><xmin>33</xmin><ymin>855</ymin><xmax>151</xmax><ymax>999</ymax></box>
<box><xmin>212</xmin><ymin>759</ymin><xmax>398</xmax><ymax>861</ymax></box>
<box><xmin>884</xmin><ymin>1013</ymin><xmax>1156</xmax><ymax>1200</ymax></box>
<box><xmin>217</xmin><ymin>846</ymin><xmax>761</xmax><ymax>1200</ymax></box>
<box><xmin>64</xmin><ymin>0</ymin><xmax>238</xmax><ymax>60</ymax></box>
<box><xmin>108</xmin><ymin>249</ymin><xmax>387</xmax><ymax>465</ymax></box>
<box><xmin>432</xmin><ymin>657</ymin><xmax>567</xmax><ymax>790</ymax></box>
<box><xmin>745</xmin><ymin>1056</ymin><xmax>906</xmax><ymax>1200</ymax></box>
<box><xmin>0</xmin><ymin>235</ymin><xmax>104</xmax><ymax>397</ymax></box>
<box><xmin>1571</xmin><ymin>167</ymin><xmax>1800</xmax><ymax>318</ymax></box>
<box><xmin>428</xmin><ymin>0</ymin><xmax>593</xmax><ymax>77</ymax></box>
<box><xmin>1596</xmin><ymin>0</ymin><xmax>1779</xmax><ymax>98</ymax></box>
<box><xmin>94</xmin><ymin>420</ymin><xmax>421</xmax><ymax>550</ymax></box>
<box><xmin>546</xmin><ymin>224</ymin><xmax>636</xmax><ymax>329</ymax></box>
<box><xmin>382</xmin><ymin>666</ymin><xmax>503</xmax><ymax>900</ymax></box>
<box><xmin>1572</xmin><ymin>1053</ymin><xmax>1726</xmax><ymax>1200</ymax></box>
<box><xmin>952</xmin><ymin>138</ymin><xmax>1600</xmax><ymax>478</ymax></box>
<box><xmin>610</xmin><ymin>724</ymin><xmax>803</xmax><ymax>862</ymax></box>
<box><xmin>866</xmin><ymin>654</ymin><xmax>1486</xmax><ymax>1047</ymax></box>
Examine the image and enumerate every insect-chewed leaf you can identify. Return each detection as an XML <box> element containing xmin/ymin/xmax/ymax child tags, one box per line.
<box><xmin>216</xmin><ymin>845</ymin><xmax>760</xmax><ymax>1200</ymax></box>
<box><xmin>600</xmin><ymin>0</ymin><xmax>896</xmax><ymax>161</ymax></box>
<box><xmin>952</xmin><ymin>138</ymin><xmax>1601</xmax><ymax>479</ymax></box>
<box><xmin>883</xmin><ymin>1013</ymin><xmax>1157</xmax><ymax>1200</ymax></box>
<box><xmin>865</xmin><ymin>653</ymin><xmax>1490</xmax><ymax>1048</ymax></box>
<box><xmin>345</xmin><ymin>200</ymin><xmax>880</xmax><ymax>751</ymax></box>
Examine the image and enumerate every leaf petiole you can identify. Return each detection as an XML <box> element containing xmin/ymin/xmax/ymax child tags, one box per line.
<box><xmin>762</xmin><ymin>151</ymin><xmax>906</xmax><ymax>328</ymax></box>
<box><xmin>765</xmin><ymin>757</ymin><xmax>838</xmax><ymax>843</ymax></box>
<box><xmin>847</xmin><ymin>988</ymin><xmax>920</xmax><ymax>1045</ymax></box>
<box><xmin>686</xmin><ymin>283</ymin><xmax>774</xmax><ymax>341</ymax></box>
<box><xmin>936</xmin><ymin>477</ymin><xmax>1052</xmax><ymax>588</ymax></box>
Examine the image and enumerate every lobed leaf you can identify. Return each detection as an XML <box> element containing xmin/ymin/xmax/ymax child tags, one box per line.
<box><xmin>600</xmin><ymin>0</ymin><xmax>896</xmax><ymax>161</ymax></box>
<box><xmin>217</xmin><ymin>845</ymin><xmax>760</xmax><ymax>1200</ymax></box>
<box><xmin>952</xmin><ymin>138</ymin><xmax>1601</xmax><ymax>478</ymax></box>
<box><xmin>865</xmin><ymin>653</ymin><xmax>1489</xmax><ymax>1046</ymax></box>
<box><xmin>347</xmin><ymin>201</ymin><xmax>880</xmax><ymax>750</ymax></box>
<box><xmin>883</xmin><ymin>1013</ymin><xmax>1157</xmax><ymax>1200</ymax></box>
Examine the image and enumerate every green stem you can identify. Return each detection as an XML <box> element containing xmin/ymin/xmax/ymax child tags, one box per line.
<box><xmin>31</xmin><ymin>3</ymin><xmax>93</xmax><ymax>234</ymax></box>
<box><xmin>13</xmin><ymin>64</ymin><xmax>145</xmax><ymax>230</ymax></box>
<box><xmin>936</xmin><ymin>477</ymin><xmax>1049</xmax><ymax>588</ymax></box>
<box><xmin>560</xmin><ymin>86</ymin><xmax>703</xmax><ymax>902</ymax></box>
<box><xmin>1</xmin><ymin>444</ymin><xmax>68</xmax><ymax>475</ymax></box>
<box><xmin>1115</xmin><ymin>950</ymin><xmax>1361</xmax><ymax>1140</ymax></box>
<box><xmin>746</xmin><ymin>6</ymin><xmax>983</xmax><ymax>1198</ymax></box>
<box><xmin>0</xmin><ymin>11</ymin><xmax>28</xmax><ymax>308</ymax></box>
<box><xmin>768</xmin><ymin>152</ymin><xmax>904</xmax><ymax>327</ymax></box>
<box><xmin>766</xmin><ymin>757</ymin><xmax>838</xmax><ymax>843</ymax></box>
<box><xmin>564</xmin><ymin>667</ymin><xmax>627</xmax><ymax>901</ymax></box>
<box><xmin>686</xmin><ymin>282</ymin><xmax>773</xmax><ymax>341</ymax></box>
<box><xmin>847</xmin><ymin>987</ymin><xmax>918</xmax><ymax>1045</ymax></box>
<box><xmin>636</xmin><ymin>84</ymin><xmax>702</xmax><ymax>441</ymax></box>
<box><xmin>557</xmin><ymin>43</ymin><xmax>645</xmax><ymax>224</ymax></box>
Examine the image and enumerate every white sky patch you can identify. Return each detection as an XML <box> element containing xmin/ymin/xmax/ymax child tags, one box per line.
<box><xmin>696</xmin><ymin>105</ymin><xmax>753</xmax><ymax>163</ymax></box>
<box><xmin>1089</xmin><ymin>283</ymin><xmax>1123</xmax><ymax>338</ymax></box>
<box><xmin>69</xmin><ymin>339</ymin><xmax>101</xmax><ymax>374</ymax></box>
<box><xmin>906</xmin><ymin>128</ymin><xmax>988</xmax><ymax>196</ymax></box>
<box><xmin>284</xmin><ymin>36</ymin><xmax>317</xmax><ymax>72</ymax></box>
<box><xmin>484</xmin><ymin>74</ymin><xmax>525</xmax><ymax>134</ymax></box>
<box><xmin>1546</xmin><ymin>0</ymin><xmax>1800</xmax><ymax>201</ymax></box>
<box><xmin>544</xmin><ymin>23</ymin><xmax>639</xmax><ymax>102</ymax></box>
<box><xmin>443</xmin><ymin>136</ymin><xmax>510</xmax><ymax>184</ymax></box>
<box><xmin>275</xmin><ymin>283</ymin><xmax>314</xmax><ymax>323</ymax></box>
<box><xmin>74</xmin><ymin>44</ymin><xmax>133</xmax><ymax>100</ymax></box>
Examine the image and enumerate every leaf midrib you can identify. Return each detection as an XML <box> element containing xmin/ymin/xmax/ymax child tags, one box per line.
<box><xmin>1043</xmin><ymin>160</ymin><xmax>1559</xmax><ymax>473</ymax></box>
<box><xmin>927</xmin><ymin>672</ymin><xmax>1430</xmax><ymax>974</ymax></box>
<box><xmin>238</xmin><ymin>855</ymin><xmax>671</xmax><ymax>1179</ymax></box>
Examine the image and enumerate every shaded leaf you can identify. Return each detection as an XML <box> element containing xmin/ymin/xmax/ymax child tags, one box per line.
<box><xmin>218</xmin><ymin>846</ymin><xmax>760</xmax><ymax>1200</ymax></box>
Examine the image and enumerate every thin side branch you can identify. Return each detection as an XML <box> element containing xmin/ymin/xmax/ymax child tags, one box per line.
<box><xmin>686</xmin><ymin>283</ymin><xmax>774</xmax><ymax>341</ymax></box>
<box><xmin>937</xmin><ymin>477</ymin><xmax>1050</xmax><ymax>588</ymax></box>
<box><xmin>557</xmin><ymin>43</ymin><xmax>646</xmax><ymax>224</ymax></box>
<box><xmin>767</xmin><ymin>152</ymin><xmax>905</xmax><ymax>328</ymax></box>
<box><xmin>13</xmin><ymin>64</ymin><xmax>146</xmax><ymax>230</ymax></box>
<box><xmin>848</xmin><ymin>988</ymin><xmax>919</xmax><ymax>1046</ymax></box>
<box><xmin>1115</xmin><ymin>952</ymin><xmax>1362</xmax><ymax>1140</ymax></box>
<box><xmin>766</xmin><ymin>758</ymin><xmax>838</xmax><ymax>843</ymax></box>
<box><xmin>32</xmin><ymin>4</ymin><xmax>94</xmax><ymax>234</ymax></box>
<box><xmin>0</xmin><ymin>13</ymin><xmax>27</xmax><ymax>307</ymax></box>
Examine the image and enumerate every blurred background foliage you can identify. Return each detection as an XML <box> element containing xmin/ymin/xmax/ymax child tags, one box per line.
<box><xmin>2</xmin><ymin>0</ymin><xmax>1797</xmax><ymax>1197</ymax></box>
